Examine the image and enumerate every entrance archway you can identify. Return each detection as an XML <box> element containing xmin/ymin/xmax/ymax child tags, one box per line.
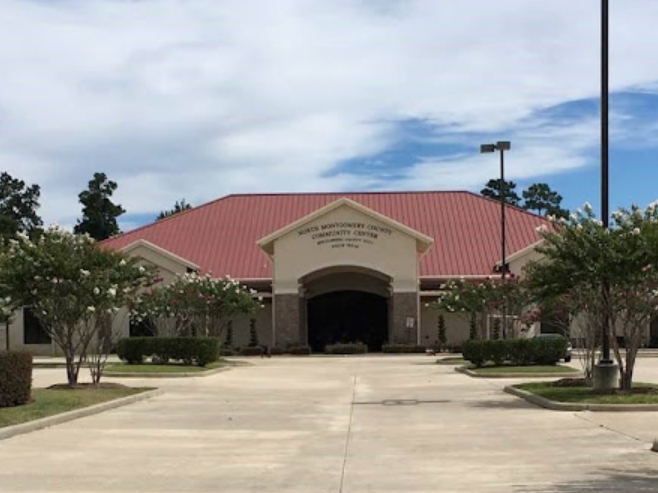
<box><xmin>307</xmin><ymin>290</ymin><xmax>388</xmax><ymax>352</ymax></box>
<box><xmin>301</xmin><ymin>266</ymin><xmax>392</xmax><ymax>352</ymax></box>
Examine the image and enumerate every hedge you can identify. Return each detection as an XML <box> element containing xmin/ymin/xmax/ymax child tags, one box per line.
<box><xmin>382</xmin><ymin>344</ymin><xmax>427</xmax><ymax>354</ymax></box>
<box><xmin>325</xmin><ymin>343</ymin><xmax>367</xmax><ymax>355</ymax></box>
<box><xmin>239</xmin><ymin>346</ymin><xmax>264</xmax><ymax>356</ymax></box>
<box><xmin>288</xmin><ymin>345</ymin><xmax>312</xmax><ymax>355</ymax></box>
<box><xmin>462</xmin><ymin>338</ymin><xmax>567</xmax><ymax>368</ymax></box>
<box><xmin>0</xmin><ymin>351</ymin><xmax>33</xmax><ymax>408</ymax></box>
<box><xmin>116</xmin><ymin>337</ymin><xmax>220</xmax><ymax>367</ymax></box>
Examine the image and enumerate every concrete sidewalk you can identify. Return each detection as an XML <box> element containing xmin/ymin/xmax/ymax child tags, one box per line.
<box><xmin>2</xmin><ymin>356</ymin><xmax>658</xmax><ymax>492</ymax></box>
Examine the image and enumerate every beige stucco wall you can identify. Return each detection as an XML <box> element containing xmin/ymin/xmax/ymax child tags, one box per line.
<box><xmin>272</xmin><ymin>204</ymin><xmax>421</xmax><ymax>294</ymax></box>
<box><xmin>507</xmin><ymin>246</ymin><xmax>543</xmax><ymax>278</ymax></box>
<box><xmin>419</xmin><ymin>303</ymin><xmax>471</xmax><ymax>346</ymax></box>
<box><xmin>228</xmin><ymin>301</ymin><xmax>273</xmax><ymax>348</ymax></box>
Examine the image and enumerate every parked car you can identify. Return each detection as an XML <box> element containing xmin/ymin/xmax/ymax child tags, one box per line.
<box><xmin>533</xmin><ymin>333</ymin><xmax>572</xmax><ymax>362</ymax></box>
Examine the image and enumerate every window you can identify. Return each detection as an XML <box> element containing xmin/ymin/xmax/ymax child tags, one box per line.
<box><xmin>23</xmin><ymin>307</ymin><xmax>52</xmax><ymax>345</ymax></box>
<box><xmin>130</xmin><ymin>317</ymin><xmax>156</xmax><ymax>337</ymax></box>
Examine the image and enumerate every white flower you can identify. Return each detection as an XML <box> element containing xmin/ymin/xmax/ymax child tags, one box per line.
<box><xmin>258</xmin><ymin>296</ymin><xmax>263</xmax><ymax>302</ymax></box>
<box><xmin>592</xmin><ymin>219</ymin><xmax>603</xmax><ymax>227</ymax></box>
<box><xmin>576</xmin><ymin>224</ymin><xmax>584</xmax><ymax>231</ymax></box>
<box><xmin>80</xmin><ymin>269</ymin><xmax>90</xmax><ymax>277</ymax></box>
<box><xmin>108</xmin><ymin>287</ymin><xmax>117</xmax><ymax>297</ymax></box>
<box><xmin>119</xmin><ymin>259</ymin><xmax>127</xmax><ymax>266</ymax></box>
<box><xmin>138</xmin><ymin>266</ymin><xmax>146</xmax><ymax>273</ymax></box>
<box><xmin>87</xmin><ymin>306</ymin><xmax>96</xmax><ymax>313</ymax></box>
<box><xmin>93</xmin><ymin>287</ymin><xmax>100</xmax><ymax>295</ymax></box>
<box><xmin>535</xmin><ymin>225</ymin><xmax>548</xmax><ymax>233</ymax></box>
<box><xmin>583</xmin><ymin>202</ymin><xmax>593</xmax><ymax>213</ymax></box>
<box><xmin>632</xmin><ymin>227</ymin><xmax>641</xmax><ymax>235</ymax></box>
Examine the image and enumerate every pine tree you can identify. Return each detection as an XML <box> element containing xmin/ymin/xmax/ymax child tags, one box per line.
<box><xmin>481</xmin><ymin>179</ymin><xmax>521</xmax><ymax>206</ymax></box>
<box><xmin>0</xmin><ymin>172</ymin><xmax>42</xmax><ymax>243</ymax></box>
<box><xmin>248</xmin><ymin>318</ymin><xmax>259</xmax><ymax>347</ymax></box>
<box><xmin>74</xmin><ymin>172</ymin><xmax>125</xmax><ymax>240</ymax></box>
<box><xmin>437</xmin><ymin>314</ymin><xmax>447</xmax><ymax>350</ymax></box>
<box><xmin>157</xmin><ymin>199</ymin><xmax>193</xmax><ymax>221</ymax></box>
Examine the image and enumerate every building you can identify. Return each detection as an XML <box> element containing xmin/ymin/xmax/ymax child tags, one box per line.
<box><xmin>1</xmin><ymin>192</ymin><xmax>552</xmax><ymax>355</ymax></box>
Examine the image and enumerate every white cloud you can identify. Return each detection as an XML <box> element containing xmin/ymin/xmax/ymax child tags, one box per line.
<box><xmin>1</xmin><ymin>0</ymin><xmax>658</xmax><ymax>226</ymax></box>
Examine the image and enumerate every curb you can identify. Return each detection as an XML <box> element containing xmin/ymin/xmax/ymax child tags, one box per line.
<box><xmin>0</xmin><ymin>389</ymin><xmax>163</xmax><ymax>441</ymax></box>
<box><xmin>455</xmin><ymin>366</ymin><xmax>582</xmax><ymax>379</ymax></box>
<box><xmin>504</xmin><ymin>385</ymin><xmax>658</xmax><ymax>412</ymax></box>
<box><xmin>104</xmin><ymin>366</ymin><xmax>230</xmax><ymax>379</ymax></box>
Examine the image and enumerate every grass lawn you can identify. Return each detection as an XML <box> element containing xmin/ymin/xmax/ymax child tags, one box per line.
<box><xmin>105</xmin><ymin>360</ymin><xmax>225</xmax><ymax>373</ymax></box>
<box><xmin>0</xmin><ymin>387</ymin><xmax>150</xmax><ymax>429</ymax></box>
<box><xmin>469</xmin><ymin>365</ymin><xmax>579</xmax><ymax>375</ymax></box>
<box><xmin>436</xmin><ymin>357</ymin><xmax>465</xmax><ymax>365</ymax></box>
<box><xmin>516</xmin><ymin>381</ymin><xmax>658</xmax><ymax>405</ymax></box>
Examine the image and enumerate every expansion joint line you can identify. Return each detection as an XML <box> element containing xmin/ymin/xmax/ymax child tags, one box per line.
<box><xmin>573</xmin><ymin>413</ymin><xmax>645</xmax><ymax>444</ymax></box>
<box><xmin>339</xmin><ymin>375</ymin><xmax>358</xmax><ymax>493</ymax></box>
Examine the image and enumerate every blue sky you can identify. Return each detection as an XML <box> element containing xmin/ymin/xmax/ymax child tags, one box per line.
<box><xmin>1</xmin><ymin>0</ymin><xmax>658</xmax><ymax>230</ymax></box>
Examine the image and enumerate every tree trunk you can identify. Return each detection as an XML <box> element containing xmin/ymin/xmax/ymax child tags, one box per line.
<box><xmin>620</xmin><ymin>369</ymin><xmax>633</xmax><ymax>391</ymax></box>
<box><xmin>64</xmin><ymin>353</ymin><xmax>79</xmax><ymax>387</ymax></box>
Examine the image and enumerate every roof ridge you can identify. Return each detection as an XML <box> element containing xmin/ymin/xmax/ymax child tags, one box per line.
<box><xmin>224</xmin><ymin>190</ymin><xmax>472</xmax><ymax>198</ymax></box>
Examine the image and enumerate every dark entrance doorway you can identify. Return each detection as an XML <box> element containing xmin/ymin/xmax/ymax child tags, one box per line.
<box><xmin>307</xmin><ymin>290</ymin><xmax>388</xmax><ymax>352</ymax></box>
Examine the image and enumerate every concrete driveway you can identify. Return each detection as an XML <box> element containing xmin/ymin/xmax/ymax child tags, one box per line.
<box><xmin>2</xmin><ymin>356</ymin><xmax>658</xmax><ymax>493</ymax></box>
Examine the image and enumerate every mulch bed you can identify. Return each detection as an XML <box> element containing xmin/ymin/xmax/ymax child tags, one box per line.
<box><xmin>47</xmin><ymin>383</ymin><xmax>129</xmax><ymax>391</ymax></box>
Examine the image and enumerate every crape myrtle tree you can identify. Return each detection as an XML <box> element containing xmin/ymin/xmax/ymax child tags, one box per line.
<box><xmin>526</xmin><ymin>202</ymin><xmax>658</xmax><ymax>390</ymax></box>
<box><xmin>433</xmin><ymin>276</ymin><xmax>533</xmax><ymax>339</ymax></box>
<box><xmin>131</xmin><ymin>272</ymin><xmax>261</xmax><ymax>338</ymax></box>
<box><xmin>0</xmin><ymin>226</ymin><xmax>154</xmax><ymax>386</ymax></box>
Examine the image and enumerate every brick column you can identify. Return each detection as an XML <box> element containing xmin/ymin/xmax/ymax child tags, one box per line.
<box><xmin>274</xmin><ymin>293</ymin><xmax>303</xmax><ymax>348</ymax></box>
<box><xmin>390</xmin><ymin>292</ymin><xmax>419</xmax><ymax>344</ymax></box>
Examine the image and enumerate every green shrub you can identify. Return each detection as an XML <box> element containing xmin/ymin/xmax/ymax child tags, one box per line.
<box><xmin>489</xmin><ymin>339</ymin><xmax>507</xmax><ymax>366</ymax></box>
<box><xmin>462</xmin><ymin>339</ymin><xmax>488</xmax><ymax>367</ymax></box>
<box><xmin>248</xmin><ymin>319</ymin><xmax>259</xmax><ymax>347</ymax></box>
<box><xmin>116</xmin><ymin>337</ymin><xmax>149</xmax><ymax>364</ymax></box>
<box><xmin>239</xmin><ymin>346</ymin><xmax>264</xmax><ymax>356</ymax></box>
<box><xmin>269</xmin><ymin>347</ymin><xmax>285</xmax><ymax>356</ymax></box>
<box><xmin>508</xmin><ymin>339</ymin><xmax>534</xmax><ymax>366</ymax></box>
<box><xmin>116</xmin><ymin>337</ymin><xmax>220</xmax><ymax>366</ymax></box>
<box><xmin>382</xmin><ymin>344</ymin><xmax>427</xmax><ymax>354</ymax></box>
<box><xmin>438</xmin><ymin>314</ymin><xmax>447</xmax><ymax>349</ymax></box>
<box><xmin>219</xmin><ymin>347</ymin><xmax>236</xmax><ymax>357</ymax></box>
<box><xmin>325</xmin><ymin>343</ymin><xmax>367</xmax><ymax>355</ymax></box>
<box><xmin>287</xmin><ymin>345</ymin><xmax>312</xmax><ymax>355</ymax></box>
<box><xmin>461</xmin><ymin>338</ymin><xmax>568</xmax><ymax>367</ymax></box>
<box><xmin>532</xmin><ymin>337</ymin><xmax>567</xmax><ymax>365</ymax></box>
<box><xmin>0</xmin><ymin>351</ymin><xmax>33</xmax><ymax>408</ymax></box>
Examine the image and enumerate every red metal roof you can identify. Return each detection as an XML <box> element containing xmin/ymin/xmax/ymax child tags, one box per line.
<box><xmin>103</xmin><ymin>192</ymin><xmax>548</xmax><ymax>279</ymax></box>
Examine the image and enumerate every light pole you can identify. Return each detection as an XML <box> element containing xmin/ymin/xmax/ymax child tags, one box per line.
<box><xmin>593</xmin><ymin>0</ymin><xmax>618</xmax><ymax>390</ymax></box>
<box><xmin>481</xmin><ymin>141</ymin><xmax>511</xmax><ymax>339</ymax></box>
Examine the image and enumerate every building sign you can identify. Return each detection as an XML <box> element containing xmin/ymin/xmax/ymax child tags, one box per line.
<box><xmin>297</xmin><ymin>221</ymin><xmax>393</xmax><ymax>250</ymax></box>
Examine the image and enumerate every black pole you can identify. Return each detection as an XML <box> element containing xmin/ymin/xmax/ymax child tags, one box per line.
<box><xmin>601</xmin><ymin>0</ymin><xmax>612</xmax><ymax>363</ymax></box>
<box><xmin>5</xmin><ymin>321</ymin><xmax>9</xmax><ymax>352</ymax></box>
<box><xmin>500</xmin><ymin>149</ymin><xmax>507</xmax><ymax>339</ymax></box>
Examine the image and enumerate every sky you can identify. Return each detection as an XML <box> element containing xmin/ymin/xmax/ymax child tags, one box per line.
<box><xmin>1</xmin><ymin>0</ymin><xmax>658</xmax><ymax>231</ymax></box>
